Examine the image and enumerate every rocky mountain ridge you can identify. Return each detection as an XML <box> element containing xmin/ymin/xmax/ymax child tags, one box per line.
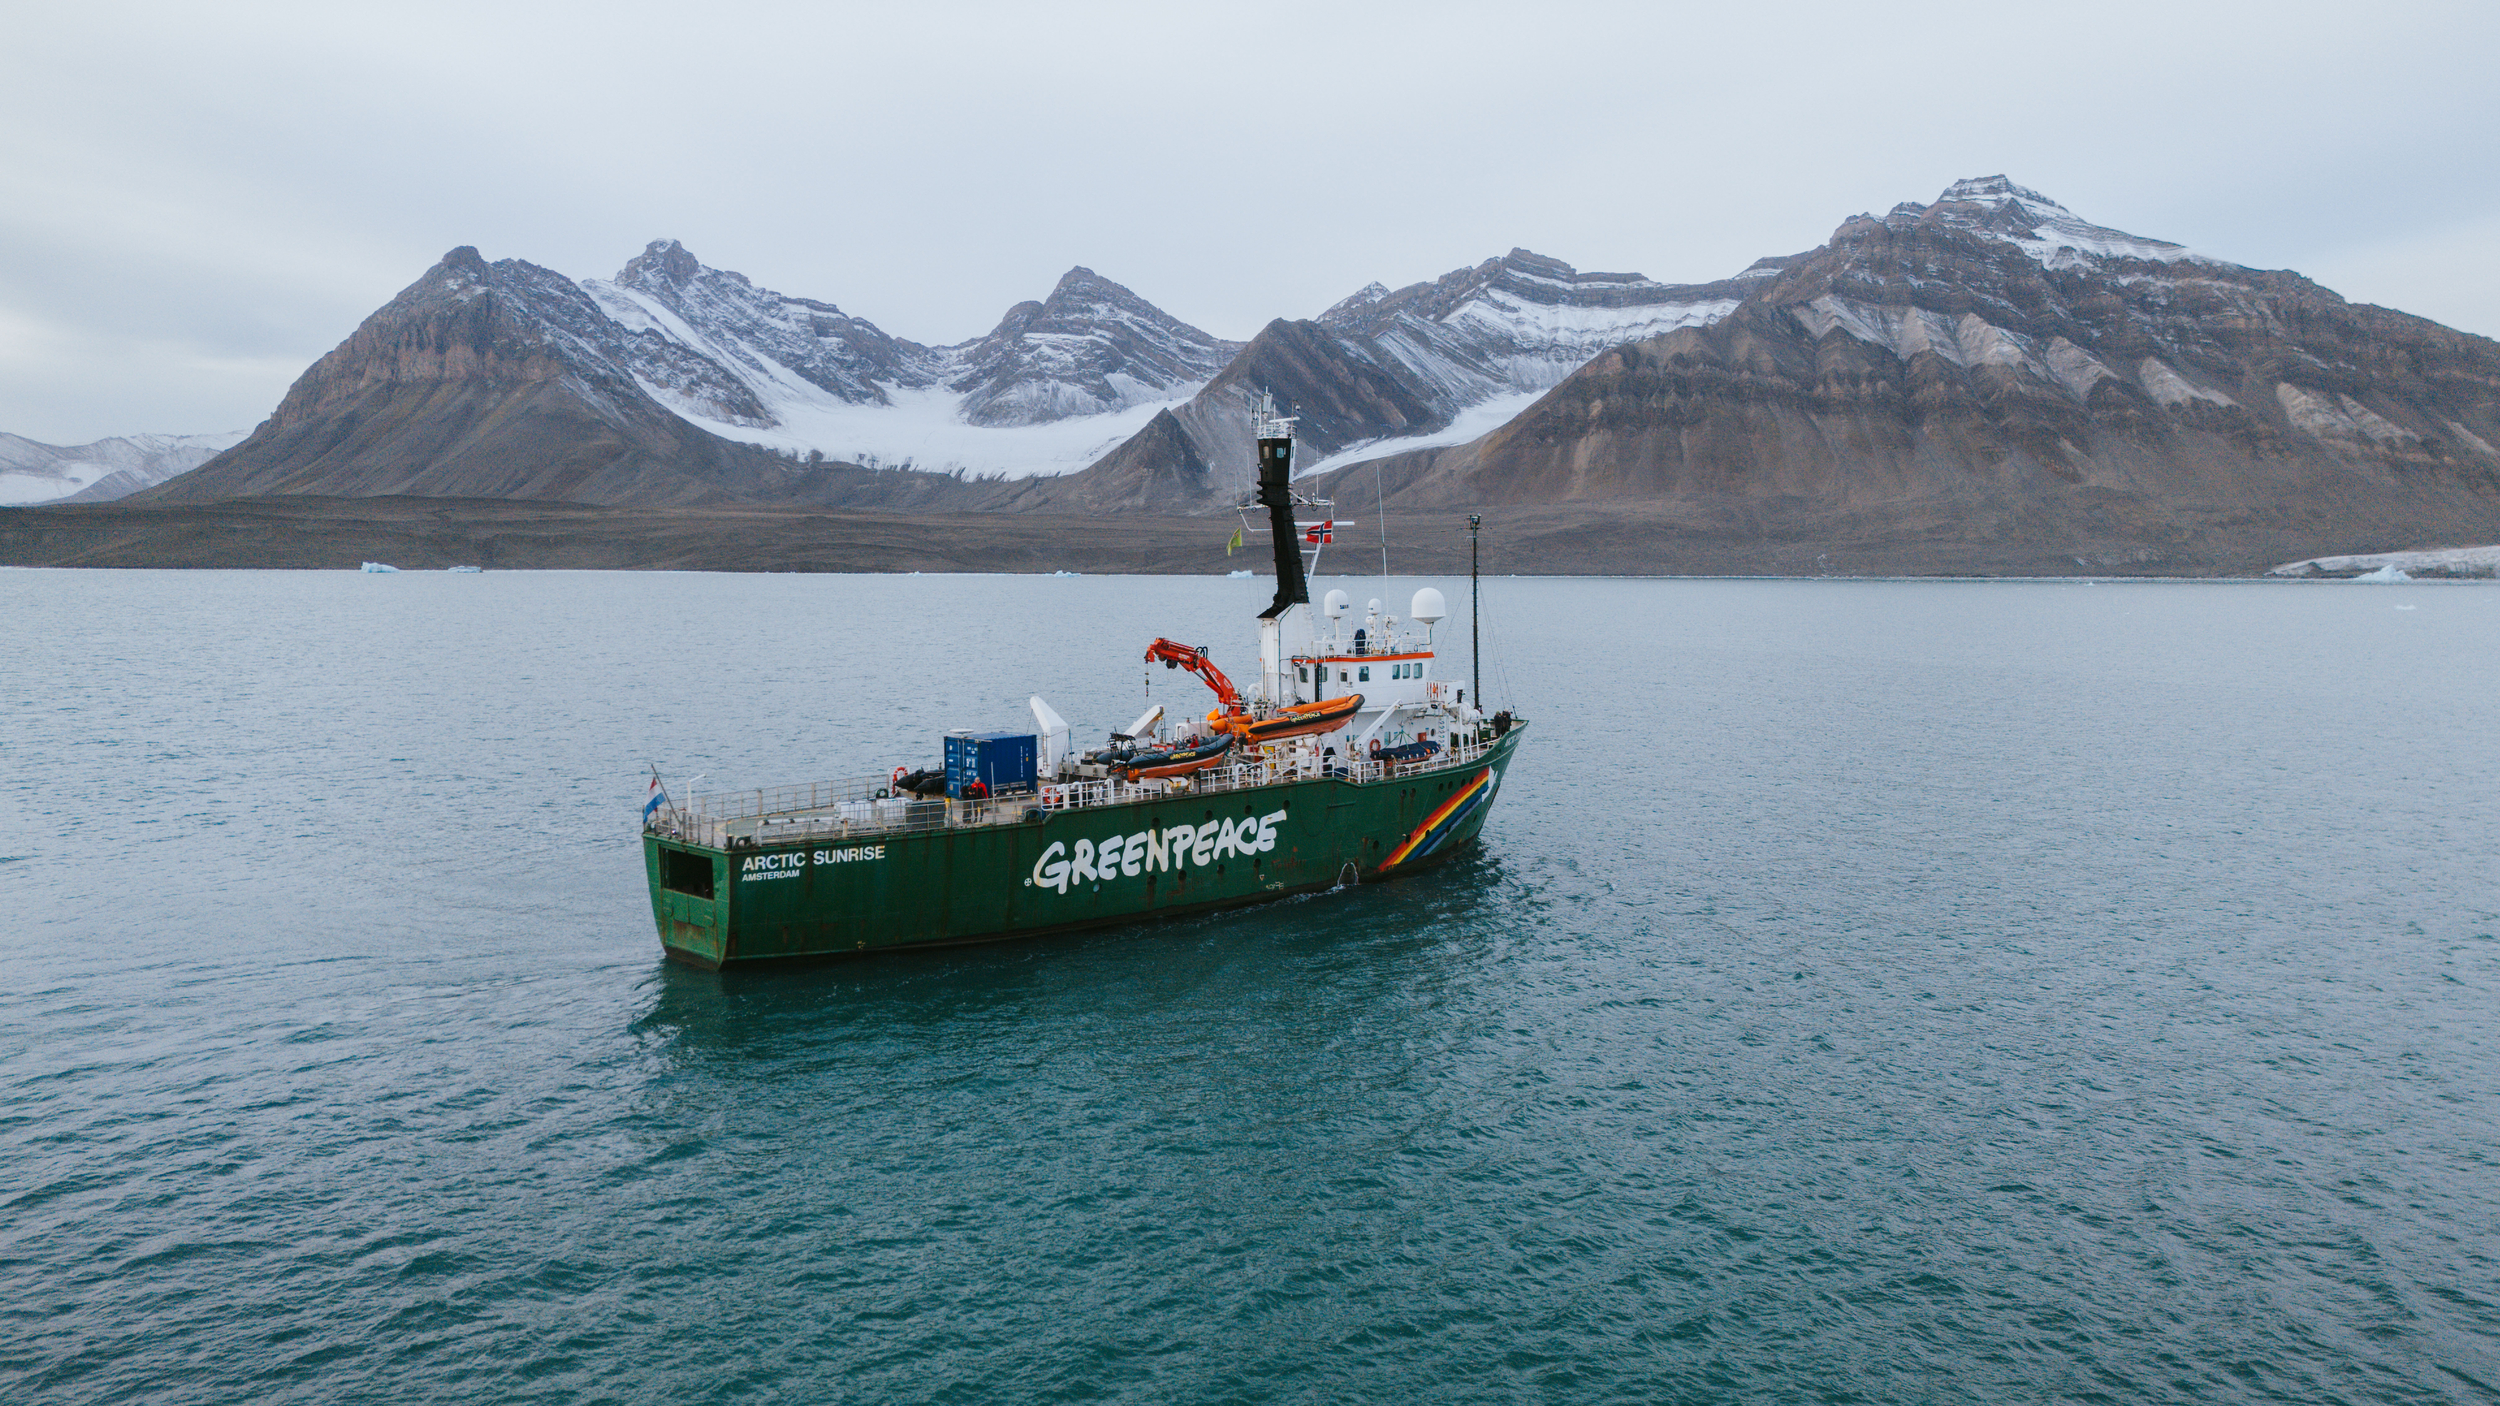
<box><xmin>1300</xmin><ymin>177</ymin><xmax>2500</xmax><ymax>572</ymax></box>
<box><xmin>0</xmin><ymin>431</ymin><xmax>246</xmax><ymax>506</ymax></box>
<box><xmin>152</xmin><ymin>237</ymin><xmax>1768</xmax><ymax>508</ymax></box>
<box><xmin>1057</xmin><ymin>248</ymin><xmax>1769</xmax><ymax>508</ymax></box>
<box><xmin>143</xmin><ymin>248</ymin><xmax>1002</xmax><ymax>509</ymax></box>
<box><xmin>127</xmin><ymin>175</ymin><xmax>2500</xmax><ymax>572</ymax></box>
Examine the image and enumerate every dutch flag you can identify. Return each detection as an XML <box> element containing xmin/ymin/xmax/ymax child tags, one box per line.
<box><xmin>643</xmin><ymin>773</ymin><xmax>668</xmax><ymax>821</ymax></box>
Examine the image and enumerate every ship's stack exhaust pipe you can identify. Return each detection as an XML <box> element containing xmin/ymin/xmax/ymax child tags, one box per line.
<box><xmin>1255</xmin><ymin>394</ymin><xmax>1310</xmax><ymax>621</ymax></box>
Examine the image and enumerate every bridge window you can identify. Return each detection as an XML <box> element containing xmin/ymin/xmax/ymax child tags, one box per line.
<box><xmin>1359</xmin><ymin>666</ymin><xmax>1370</xmax><ymax>682</ymax></box>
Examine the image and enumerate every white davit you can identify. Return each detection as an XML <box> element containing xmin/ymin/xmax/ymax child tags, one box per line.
<box><xmin>1120</xmin><ymin>704</ymin><xmax>1165</xmax><ymax>742</ymax></box>
<box><xmin>1029</xmin><ymin>696</ymin><xmax>1073</xmax><ymax>774</ymax></box>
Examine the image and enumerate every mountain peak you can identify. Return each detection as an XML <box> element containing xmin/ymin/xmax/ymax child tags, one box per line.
<box><xmin>1876</xmin><ymin>175</ymin><xmax>2204</xmax><ymax>269</ymax></box>
<box><xmin>618</xmin><ymin>238</ymin><xmax>705</xmax><ymax>290</ymax></box>
<box><xmin>1935</xmin><ymin>175</ymin><xmax>2069</xmax><ymax>216</ymax></box>
<box><xmin>1036</xmin><ymin>266</ymin><xmax>1173</xmax><ymax>318</ymax></box>
<box><xmin>1321</xmin><ymin>282</ymin><xmax>1393</xmax><ymax>320</ymax></box>
<box><xmin>943</xmin><ymin>267</ymin><xmax>1235</xmax><ymax>427</ymax></box>
<box><xmin>432</xmin><ymin>246</ymin><xmax>490</xmax><ymax>283</ymax></box>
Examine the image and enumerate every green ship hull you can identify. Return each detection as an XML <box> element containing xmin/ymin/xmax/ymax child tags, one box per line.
<box><xmin>644</xmin><ymin>726</ymin><xmax>1525</xmax><ymax>967</ymax></box>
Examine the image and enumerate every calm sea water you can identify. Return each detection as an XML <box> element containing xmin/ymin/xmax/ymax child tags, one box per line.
<box><xmin>6</xmin><ymin>569</ymin><xmax>2498</xmax><ymax>1404</ymax></box>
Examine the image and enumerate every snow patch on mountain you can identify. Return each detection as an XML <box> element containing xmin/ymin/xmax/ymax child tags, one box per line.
<box><xmin>1295</xmin><ymin>389</ymin><xmax>1550</xmax><ymax>479</ymax></box>
<box><xmin>671</xmin><ymin>383</ymin><xmax>1194</xmax><ymax>478</ymax></box>
<box><xmin>2276</xmin><ymin>383</ymin><xmax>2420</xmax><ymax>446</ymax></box>
<box><xmin>2138</xmin><ymin>358</ymin><xmax>2239</xmax><ymax>408</ymax></box>
<box><xmin>2270</xmin><ymin>544</ymin><xmax>2500</xmax><ymax>578</ymax></box>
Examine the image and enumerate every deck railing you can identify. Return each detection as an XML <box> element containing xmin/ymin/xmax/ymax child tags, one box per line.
<box><xmin>645</xmin><ymin>724</ymin><xmax>1516</xmax><ymax>851</ymax></box>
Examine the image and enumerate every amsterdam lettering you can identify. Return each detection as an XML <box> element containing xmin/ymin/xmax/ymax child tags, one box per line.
<box><xmin>738</xmin><ymin>845</ymin><xmax>886</xmax><ymax>882</ymax></box>
<box><xmin>1027</xmin><ymin>810</ymin><xmax>1286</xmax><ymax>894</ymax></box>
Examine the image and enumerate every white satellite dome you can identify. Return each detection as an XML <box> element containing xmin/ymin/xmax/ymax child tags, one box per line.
<box><xmin>1409</xmin><ymin>587</ymin><xmax>1447</xmax><ymax>625</ymax></box>
<box><xmin>1367</xmin><ymin>598</ymin><xmax>1383</xmax><ymax>617</ymax></box>
<box><xmin>1323</xmin><ymin>589</ymin><xmax>1351</xmax><ymax>618</ymax></box>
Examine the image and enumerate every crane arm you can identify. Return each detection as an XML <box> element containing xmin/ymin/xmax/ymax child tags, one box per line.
<box><xmin>1144</xmin><ymin>637</ymin><xmax>1242</xmax><ymax>716</ymax></box>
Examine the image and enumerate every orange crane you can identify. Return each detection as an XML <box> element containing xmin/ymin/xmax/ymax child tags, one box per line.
<box><xmin>1144</xmin><ymin>637</ymin><xmax>1364</xmax><ymax>743</ymax></box>
<box><xmin>1145</xmin><ymin>637</ymin><xmax>1245</xmax><ymax>731</ymax></box>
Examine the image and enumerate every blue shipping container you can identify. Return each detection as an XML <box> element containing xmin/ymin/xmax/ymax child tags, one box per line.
<box><xmin>944</xmin><ymin>731</ymin><xmax>1038</xmax><ymax>799</ymax></box>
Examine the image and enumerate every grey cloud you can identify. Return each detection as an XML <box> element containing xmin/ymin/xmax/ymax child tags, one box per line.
<box><xmin>2</xmin><ymin>0</ymin><xmax>2493</xmax><ymax>443</ymax></box>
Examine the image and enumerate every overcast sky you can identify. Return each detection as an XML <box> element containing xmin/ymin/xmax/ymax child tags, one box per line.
<box><xmin>4</xmin><ymin>0</ymin><xmax>2494</xmax><ymax>444</ymax></box>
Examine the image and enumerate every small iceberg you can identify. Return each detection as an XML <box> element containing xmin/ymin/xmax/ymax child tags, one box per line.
<box><xmin>1051</xmin><ymin>570</ymin><xmax>1080</xmax><ymax>577</ymax></box>
<box><xmin>2352</xmin><ymin>565</ymin><xmax>2412</xmax><ymax>583</ymax></box>
<box><xmin>1227</xmin><ymin>569</ymin><xmax>1254</xmax><ymax>579</ymax></box>
<box><xmin>360</xmin><ymin>562</ymin><xmax>400</xmax><ymax>574</ymax></box>
<box><xmin>447</xmin><ymin>565</ymin><xmax>482</xmax><ymax>574</ymax></box>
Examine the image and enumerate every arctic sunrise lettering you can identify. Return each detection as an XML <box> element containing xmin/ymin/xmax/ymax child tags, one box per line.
<box><xmin>737</xmin><ymin>845</ymin><xmax>887</xmax><ymax>882</ymax></box>
<box><xmin>1027</xmin><ymin>810</ymin><xmax>1286</xmax><ymax>894</ymax></box>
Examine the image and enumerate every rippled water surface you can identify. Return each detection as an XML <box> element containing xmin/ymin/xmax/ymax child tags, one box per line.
<box><xmin>7</xmin><ymin>569</ymin><xmax>2499</xmax><ymax>1404</ymax></box>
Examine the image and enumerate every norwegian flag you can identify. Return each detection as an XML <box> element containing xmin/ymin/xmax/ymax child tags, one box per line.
<box><xmin>1302</xmin><ymin>520</ymin><xmax>1334</xmax><ymax>544</ymax></box>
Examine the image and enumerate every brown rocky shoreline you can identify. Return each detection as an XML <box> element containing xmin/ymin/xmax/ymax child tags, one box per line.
<box><xmin>3</xmin><ymin>495</ymin><xmax>2471</xmax><ymax>577</ymax></box>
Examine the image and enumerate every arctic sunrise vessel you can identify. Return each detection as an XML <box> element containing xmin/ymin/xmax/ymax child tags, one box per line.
<box><xmin>640</xmin><ymin>396</ymin><xmax>1526</xmax><ymax>966</ymax></box>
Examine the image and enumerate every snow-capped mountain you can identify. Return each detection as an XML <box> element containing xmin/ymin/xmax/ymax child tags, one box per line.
<box><xmin>574</xmin><ymin>241</ymin><xmax>1236</xmax><ymax>476</ymax></box>
<box><xmin>1295</xmin><ymin>247</ymin><xmax>1758</xmax><ymax>472</ymax></box>
<box><xmin>586</xmin><ymin>238</ymin><xmax>938</xmax><ymax>421</ymax></box>
<box><xmin>0</xmin><ymin>431</ymin><xmax>246</xmax><ymax>505</ymax></box>
<box><xmin>1055</xmin><ymin>249</ymin><xmax>1767</xmax><ymax>506</ymax></box>
<box><xmin>157</xmin><ymin>238</ymin><xmax>1760</xmax><ymax>509</ymax></box>
<box><xmin>1319</xmin><ymin>247</ymin><xmax>1745</xmax><ymax>403</ymax></box>
<box><xmin>157</xmin><ymin>241</ymin><xmax>1244</xmax><ymax>503</ymax></box>
<box><xmin>135</xmin><ymin>175</ymin><xmax>2500</xmax><ymax>575</ymax></box>
<box><xmin>948</xmin><ymin>266</ymin><xmax>1242</xmax><ymax>426</ymax></box>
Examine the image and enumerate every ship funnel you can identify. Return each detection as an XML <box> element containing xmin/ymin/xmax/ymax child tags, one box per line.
<box><xmin>1253</xmin><ymin>391</ymin><xmax>1310</xmax><ymax>621</ymax></box>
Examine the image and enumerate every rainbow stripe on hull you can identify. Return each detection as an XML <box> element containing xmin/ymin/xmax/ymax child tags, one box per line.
<box><xmin>1378</xmin><ymin>765</ymin><xmax>1500</xmax><ymax>873</ymax></box>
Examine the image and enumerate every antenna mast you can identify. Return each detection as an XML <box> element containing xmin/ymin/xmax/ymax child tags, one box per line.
<box><xmin>1468</xmin><ymin>514</ymin><xmax>1481</xmax><ymax>708</ymax></box>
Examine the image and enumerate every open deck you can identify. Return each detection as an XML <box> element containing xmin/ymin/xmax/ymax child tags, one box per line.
<box><xmin>645</xmin><ymin>724</ymin><xmax>1520</xmax><ymax>851</ymax></box>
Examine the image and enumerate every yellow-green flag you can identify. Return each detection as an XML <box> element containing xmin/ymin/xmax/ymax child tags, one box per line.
<box><xmin>1225</xmin><ymin>527</ymin><xmax>1244</xmax><ymax>556</ymax></box>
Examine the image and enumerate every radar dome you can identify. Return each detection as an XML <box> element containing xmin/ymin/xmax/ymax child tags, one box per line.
<box><xmin>1410</xmin><ymin>587</ymin><xmax>1447</xmax><ymax>624</ymax></box>
<box><xmin>1367</xmin><ymin>598</ymin><xmax>1383</xmax><ymax>616</ymax></box>
<box><xmin>1323</xmin><ymin>589</ymin><xmax>1351</xmax><ymax>618</ymax></box>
